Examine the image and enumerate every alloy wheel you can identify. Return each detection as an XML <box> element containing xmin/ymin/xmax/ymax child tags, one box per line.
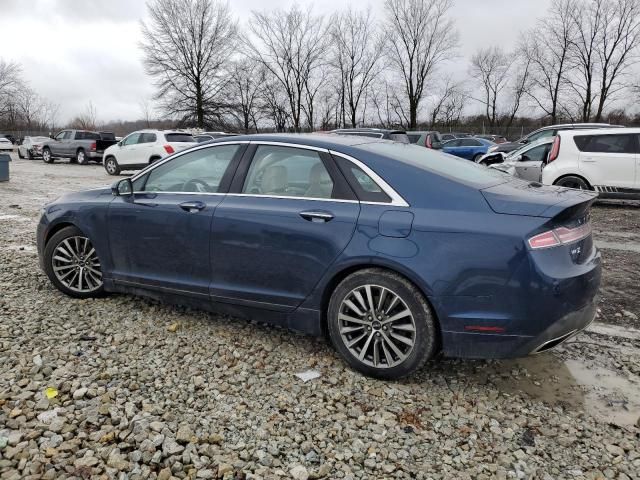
<box><xmin>51</xmin><ymin>236</ymin><xmax>103</xmax><ymax>293</ymax></box>
<box><xmin>337</xmin><ymin>284</ymin><xmax>416</xmax><ymax>368</ymax></box>
<box><xmin>106</xmin><ymin>159</ymin><xmax>116</xmax><ymax>174</ymax></box>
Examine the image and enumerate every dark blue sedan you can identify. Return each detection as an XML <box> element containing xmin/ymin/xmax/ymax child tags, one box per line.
<box><xmin>441</xmin><ymin>137</ymin><xmax>495</xmax><ymax>161</ymax></box>
<box><xmin>36</xmin><ymin>134</ymin><xmax>601</xmax><ymax>379</ymax></box>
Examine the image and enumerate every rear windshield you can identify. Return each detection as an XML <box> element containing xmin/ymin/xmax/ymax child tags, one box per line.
<box><xmin>358</xmin><ymin>142</ymin><xmax>508</xmax><ymax>186</ymax></box>
<box><xmin>389</xmin><ymin>132</ymin><xmax>410</xmax><ymax>144</ymax></box>
<box><xmin>100</xmin><ymin>132</ymin><xmax>116</xmax><ymax>141</ymax></box>
<box><xmin>165</xmin><ymin>133</ymin><xmax>196</xmax><ymax>143</ymax></box>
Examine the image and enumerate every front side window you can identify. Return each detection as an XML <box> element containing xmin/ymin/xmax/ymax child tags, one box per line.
<box><xmin>243</xmin><ymin>146</ymin><xmax>334</xmax><ymax>199</ymax></box>
<box><xmin>445</xmin><ymin>139</ymin><xmax>461</xmax><ymax>147</ymax></box>
<box><xmin>55</xmin><ymin>131</ymin><xmax>69</xmax><ymax>141</ymax></box>
<box><xmin>122</xmin><ymin>133</ymin><xmax>141</xmax><ymax>146</ymax></box>
<box><xmin>520</xmin><ymin>144</ymin><xmax>550</xmax><ymax>162</ymax></box>
<box><xmin>137</xmin><ymin>144</ymin><xmax>239</xmax><ymax>193</ymax></box>
<box><xmin>573</xmin><ymin>134</ymin><xmax>635</xmax><ymax>153</ymax></box>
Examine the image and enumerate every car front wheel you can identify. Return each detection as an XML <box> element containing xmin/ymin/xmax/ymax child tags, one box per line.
<box><xmin>327</xmin><ymin>268</ymin><xmax>438</xmax><ymax>379</ymax></box>
<box><xmin>43</xmin><ymin>226</ymin><xmax>105</xmax><ymax>298</ymax></box>
<box><xmin>42</xmin><ymin>148</ymin><xmax>54</xmax><ymax>163</ymax></box>
<box><xmin>104</xmin><ymin>156</ymin><xmax>121</xmax><ymax>175</ymax></box>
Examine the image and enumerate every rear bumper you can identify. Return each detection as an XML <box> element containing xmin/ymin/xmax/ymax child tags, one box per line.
<box><xmin>440</xmin><ymin>298</ymin><xmax>597</xmax><ymax>359</ymax></box>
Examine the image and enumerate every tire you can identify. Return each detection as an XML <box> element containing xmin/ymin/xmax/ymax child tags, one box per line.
<box><xmin>27</xmin><ymin>149</ymin><xmax>33</xmax><ymax>160</ymax></box>
<box><xmin>42</xmin><ymin>147</ymin><xmax>54</xmax><ymax>163</ymax></box>
<box><xmin>18</xmin><ymin>149</ymin><xmax>24</xmax><ymax>159</ymax></box>
<box><xmin>554</xmin><ymin>175</ymin><xmax>591</xmax><ymax>190</ymax></box>
<box><xmin>43</xmin><ymin>226</ymin><xmax>105</xmax><ymax>299</ymax></box>
<box><xmin>104</xmin><ymin>156</ymin><xmax>121</xmax><ymax>175</ymax></box>
<box><xmin>327</xmin><ymin>268</ymin><xmax>438</xmax><ymax>379</ymax></box>
<box><xmin>76</xmin><ymin>149</ymin><xmax>88</xmax><ymax>165</ymax></box>
<box><xmin>473</xmin><ymin>153</ymin><xmax>483</xmax><ymax>163</ymax></box>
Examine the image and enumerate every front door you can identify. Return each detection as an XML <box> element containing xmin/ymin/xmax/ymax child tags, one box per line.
<box><xmin>117</xmin><ymin>132</ymin><xmax>142</xmax><ymax>166</ymax></box>
<box><xmin>210</xmin><ymin>144</ymin><xmax>360</xmax><ymax>310</ymax></box>
<box><xmin>51</xmin><ymin>131</ymin><xmax>70</xmax><ymax>156</ymax></box>
<box><xmin>107</xmin><ymin>143</ymin><xmax>243</xmax><ymax>296</ymax></box>
<box><xmin>514</xmin><ymin>142</ymin><xmax>551</xmax><ymax>182</ymax></box>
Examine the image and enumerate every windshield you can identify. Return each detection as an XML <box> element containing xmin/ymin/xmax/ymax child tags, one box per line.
<box><xmin>358</xmin><ymin>142</ymin><xmax>507</xmax><ymax>186</ymax></box>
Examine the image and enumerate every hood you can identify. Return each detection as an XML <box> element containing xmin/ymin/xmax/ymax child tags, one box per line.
<box><xmin>480</xmin><ymin>178</ymin><xmax>598</xmax><ymax>217</ymax></box>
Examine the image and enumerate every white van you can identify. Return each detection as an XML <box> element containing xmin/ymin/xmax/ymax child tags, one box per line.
<box><xmin>541</xmin><ymin>128</ymin><xmax>640</xmax><ymax>199</ymax></box>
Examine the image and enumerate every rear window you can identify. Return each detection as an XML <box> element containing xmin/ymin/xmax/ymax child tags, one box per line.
<box><xmin>573</xmin><ymin>134</ymin><xmax>635</xmax><ymax>153</ymax></box>
<box><xmin>165</xmin><ymin>133</ymin><xmax>196</xmax><ymax>143</ymax></box>
<box><xmin>76</xmin><ymin>131</ymin><xmax>100</xmax><ymax>140</ymax></box>
<box><xmin>389</xmin><ymin>132</ymin><xmax>410</xmax><ymax>144</ymax></box>
<box><xmin>358</xmin><ymin>142</ymin><xmax>507</xmax><ymax>186</ymax></box>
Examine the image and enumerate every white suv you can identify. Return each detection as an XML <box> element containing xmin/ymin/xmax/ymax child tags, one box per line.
<box><xmin>103</xmin><ymin>130</ymin><xmax>196</xmax><ymax>175</ymax></box>
<box><xmin>542</xmin><ymin>128</ymin><xmax>640</xmax><ymax>199</ymax></box>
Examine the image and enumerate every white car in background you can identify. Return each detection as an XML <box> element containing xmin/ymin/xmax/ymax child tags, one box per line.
<box><xmin>18</xmin><ymin>136</ymin><xmax>50</xmax><ymax>159</ymax></box>
<box><xmin>103</xmin><ymin>130</ymin><xmax>196</xmax><ymax>175</ymax></box>
<box><xmin>542</xmin><ymin>127</ymin><xmax>640</xmax><ymax>199</ymax></box>
<box><xmin>489</xmin><ymin>138</ymin><xmax>554</xmax><ymax>182</ymax></box>
<box><xmin>0</xmin><ymin>137</ymin><xmax>13</xmax><ymax>152</ymax></box>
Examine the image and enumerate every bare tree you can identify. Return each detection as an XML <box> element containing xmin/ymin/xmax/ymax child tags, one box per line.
<box><xmin>0</xmin><ymin>60</ymin><xmax>23</xmax><ymax>118</ymax></box>
<box><xmin>15</xmin><ymin>86</ymin><xmax>47</xmax><ymax>129</ymax></box>
<box><xmin>260</xmin><ymin>75</ymin><xmax>291</xmax><ymax>132</ymax></box>
<box><xmin>246</xmin><ymin>5</ymin><xmax>328</xmax><ymax>132</ymax></box>
<box><xmin>592</xmin><ymin>0</ymin><xmax>640</xmax><ymax>120</ymax></box>
<box><xmin>522</xmin><ymin>0</ymin><xmax>576</xmax><ymax>123</ymax></box>
<box><xmin>330</xmin><ymin>8</ymin><xmax>385</xmax><ymax>128</ymax></box>
<box><xmin>384</xmin><ymin>0</ymin><xmax>458</xmax><ymax>128</ymax></box>
<box><xmin>426</xmin><ymin>76</ymin><xmax>465</xmax><ymax>127</ymax></box>
<box><xmin>227</xmin><ymin>59</ymin><xmax>265</xmax><ymax>133</ymax></box>
<box><xmin>69</xmin><ymin>101</ymin><xmax>98</xmax><ymax>130</ymax></box>
<box><xmin>140</xmin><ymin>0</ymin><xmax>237</xmax><ymax>128</ymax></box>
<box><xmin>470</xmin><ymin>47</ymin><xmax>510</xmax><ymax>127</ymax></box>
<box><xmin>139</xmin><ymin>98</ymin><xmax>155</xmax><ymax>128</ymax></box>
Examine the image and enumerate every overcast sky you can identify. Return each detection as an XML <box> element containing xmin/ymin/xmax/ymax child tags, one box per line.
<box><xmin>0</xmin><ymin>0</ymin><xmax>552</xmax><ymax>124</ymax></box>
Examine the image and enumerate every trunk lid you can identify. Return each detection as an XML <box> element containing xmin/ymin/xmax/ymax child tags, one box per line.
<box><xmin>480</xmin><ymin>178</ymin><xmax>598</xmax><ymax>218</ymax></box>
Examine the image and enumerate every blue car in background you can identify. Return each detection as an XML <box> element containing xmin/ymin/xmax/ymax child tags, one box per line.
<box><xmin>442</xmin><ymin>137</ymin><xmax>495</xmax><ymax>162</ymax></box>
<box><xmin>36</xmin><ymin>134</ymin><xmax>600</xmax><ymax>379</ymax></box>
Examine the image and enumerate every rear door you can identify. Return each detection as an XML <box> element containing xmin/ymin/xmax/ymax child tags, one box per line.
<box><xmin>209</xmin><ymin>143</ymin><xmax>360</xmax><ymax>310</ymax></box>
<box><xmin>576</xmin><ymin>133</ymin><xmax>636</xmax><ymax>189</ymax></box>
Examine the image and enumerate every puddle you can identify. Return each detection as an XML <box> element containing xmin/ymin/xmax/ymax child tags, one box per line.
<box><xmin>490</xmin><ymin>354</ymin><xmax>640</xmax><ymax>427</ymax></box>
<box><xmin>595</xmin><ymin>240</ymin><xmax>640</xmax><ymax>253</ymax></box>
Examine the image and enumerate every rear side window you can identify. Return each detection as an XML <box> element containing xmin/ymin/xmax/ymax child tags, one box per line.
<box><xmin>75</xmin><ymin>131</ymin><xmax>100</xmax><ymax>140</ymax></box>
<box><xmin>460</xmin><ymin>139</ymin><xmax>482</xmax><ymax>147</ymax></box>
<box><xmin>573</xmin><ymin>134</ymin><xmax>635</xmax><ymax>153</ymax></box>
<box><xmin>334</xmin><ymin>157</ymin><xmax>392</xmax><ymax>203</ymax></box>
<box><xmin>165</xmin><ymin>133</ymin><xmax>196</xmax><ymax>143</ymax></box>
<box><xmin>139</xmin><ymin>133</ymin><xmax>157</xmax><ymax>143</ymax></box>
<box><xmin>389</xmin><ymin>132</ymin><xmax>410</xmax><ymax>144</ymax></box>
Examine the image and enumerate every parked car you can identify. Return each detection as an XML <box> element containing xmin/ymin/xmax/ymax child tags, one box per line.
<box><xmin>440</xmin><ymin>132</ymin><xmax>471</xmax><ymax>142</ymax></box>
<box><xmin>195</xmin><ymin>132</ymin><xmax>238</xmax><ymax>143</ymax></box>
<box><xmin>37</xmin><ymin>134</ymin><xmax>600</xmax><ymax>379</ymax></box>
<box><xmin>486</xmin><ymin>123</ymin><xmax>622</xmax><ymax>155</ymax></box>
<box><xmin>0</xmin><ymin>133</ymin><xmax>16</xmax><ymax>144</ymax></box>
<box><xmin>488</xmin><ymin>138</ymin><xmax>554</xmax><ymax>182</ymax></box>
<box><xmin>541</xmin><ymin>128</ymin><xmax>640</xmax><ymax>199</ymax></box>
<box><xmin>41</xmin><ymin>130</ymin><xmax>117</xmax><ymax>164</ymax></box>
<box><xmin>407</xmin><ymin>131</ymin><xmax>443</xmax><ymax>149</ymax></box>
<box><xmin>0</xmin><ymin>137</ymin><xmax>13</xmax><ymax>151</ymax></box>
<box><xmin>475</xmin><ymin>134</ymin><xmax>508</xmax><ymax>144</ymax></box>
<box><xmin>103</xmin><ymin>130</ymin><xmax>196</xmax><ymax>175</ymax></box>
<box><xmin>18</xmin><ymin>136</ymin><xmax>50</xmax><ymax>159</ymax></box>
<box><xmin>441</xmin><ymin>137</ymin><xmax>494</xmax><ymax>161</ymax></box>
<box><xmin>331</xmin><ymin>128</ymin><xmax>410</xmax><ymax>143</ymax></box>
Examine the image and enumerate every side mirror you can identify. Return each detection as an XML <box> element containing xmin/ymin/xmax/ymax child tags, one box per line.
<box><xmin>111</xmin><ymin>178</ymin><xmax>133</xmax><ymax>197</ymax></box>
<box><xmin>117</xmin><ymin>141</ymin><xmax>122</xmax><ymax>147</ymax></box>
<box><xmin>520</xmin><ymin>139</ymin><xmax>529</xmax><ymax>144</ymax></box>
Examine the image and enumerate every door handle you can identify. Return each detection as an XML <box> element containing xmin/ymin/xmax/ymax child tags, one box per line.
<box><xmin>299</xmin><ymin>211</ymin><xmax>334</xmax><ymax>223</ymax></box>
<box><xmin>179</xmin><ymin>201</ymin><xmax>206</xmax><ymax>213</ymax></box>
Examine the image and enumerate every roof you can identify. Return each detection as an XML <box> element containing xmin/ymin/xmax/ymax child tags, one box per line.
<box><xmin>210</xmin><ymin>132</ymin><xmax>383</xmax><ymax>149</ymax></box>
<box><xmin>556</xmin><ymin>127</ymin><xmax>640</xmax><ymax>136</ymax></box>
<box><xmin>332</xmin><ymin>128</ymin><xmax>406</xmax><ymax>133</ymax></box>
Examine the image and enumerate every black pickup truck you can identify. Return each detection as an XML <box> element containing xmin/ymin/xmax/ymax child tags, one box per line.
<box><xmin>41</xmin><ymin>130</ymin><xmax>117</xmax><ymax>164</ymax></box>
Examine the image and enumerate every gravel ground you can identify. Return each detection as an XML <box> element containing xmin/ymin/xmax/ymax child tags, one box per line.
<box><xmin>1</xmin><ymin>155</ymin><xmax>639</xmax><ymax>480</ymax></box>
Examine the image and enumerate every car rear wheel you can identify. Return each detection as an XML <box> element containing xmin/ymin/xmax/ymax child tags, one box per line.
<box><xmin>104</xmin><ymin>156</ymin><xmax>120</xmax><ymax>175</ymax></box>
<box><xmin>42</xmin><ymin>147</ymin><xmax>54</xmax><ymax>163</ymax></box>
<box><xmin>43</xmin><ymin>226</ymin><xmax>104</xmax><ymax>298</ymax></box>
<box><xmin>554</xmin><ymin>176</ymin><xmax>591</xmax><ymax>190</ymax></box>
<box><xmin>76</xmin><ymin>149</ymin><xmax>88</xmax><ymax>165</ymax></box>
<box><xmin>327</xmin><ymin>268</ymin><xmax>437</xmax><ymax>379</ymax></box>
<box><xmin>473</xmin><ymin>153</ymin><xmax>483</xmax><ymax>163</ymax></box>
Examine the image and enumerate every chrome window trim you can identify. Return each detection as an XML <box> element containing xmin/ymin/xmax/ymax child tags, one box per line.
<box><xmin>329</xmin><ymin>150</ymin><xmax>410</xmax><ymax>207</ymax></box>
<box><xmin>129</xmin><ymin>139</ymin><xmax>409</xmax><ymax>207</ymax></box>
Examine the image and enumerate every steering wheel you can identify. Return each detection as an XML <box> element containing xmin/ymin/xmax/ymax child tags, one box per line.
<box><xmin>183</xmin><ymin>178</ymin><xmax>211</xmax><ymax>193</ymax></box>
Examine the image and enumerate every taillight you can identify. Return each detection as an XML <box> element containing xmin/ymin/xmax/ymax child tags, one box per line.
<box><xmin>426</xmin><ymin>135</ymin><xmax>432</xmax><ymax>148</ymax></box>
<box><xmin>163</xmin><ymin>145</ymin><xmax>175</xmax><ymax>154</ymax></box>
<box><xmin>548</xmin><ymin>136</ymin><xmax>560</xmax><ymax>163</ymax></box>
<box><xmin>90</xmin><ymin>142</ymin><xmax>96</xmax><ymax>151</ymax></box>
<box><xmin>528</xmin><ymin>222</ymin><xmax>591</xmax><ymax>249</ymax></box>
